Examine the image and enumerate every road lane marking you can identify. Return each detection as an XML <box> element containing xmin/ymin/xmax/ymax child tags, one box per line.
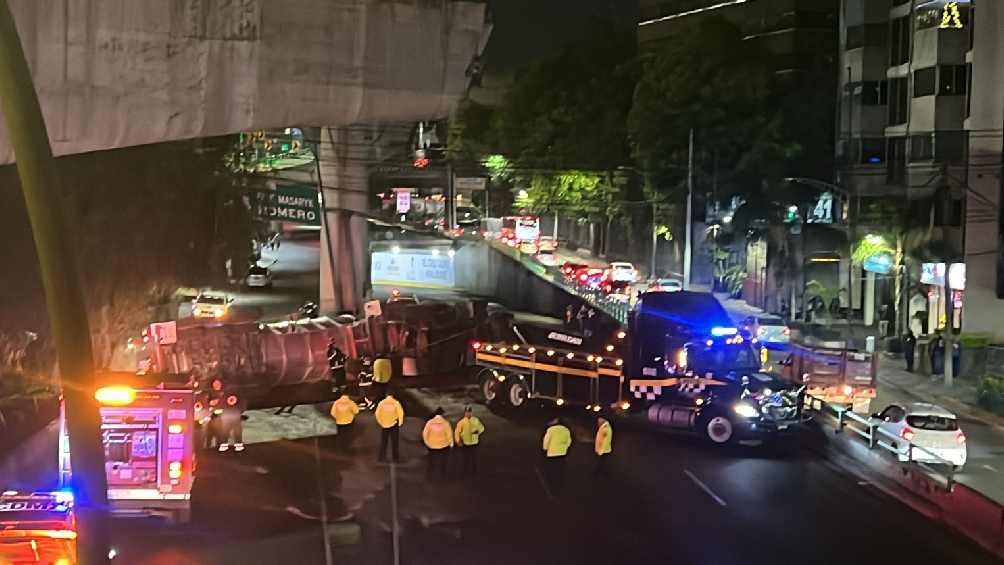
<box><xmin>983</xmin><ymin>464</ymin><xmax>999</xmax><ymax>473</ymax></box>
<box><xmin>534</xmin><ymin>466</ymin><xmax>556</xmax><ymax>500</ymax></box>
<box><xmin>683</xmin><ymin>469</ymin><xmax>727</xmax><ymax>507</ymax></box>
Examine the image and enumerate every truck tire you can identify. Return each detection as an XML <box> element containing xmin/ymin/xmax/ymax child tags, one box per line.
<box><xmin>477</xmin><ymin>369</ymin><xmax>503</xmax><ymax>406</ymax></box>
<box><xmin>703</xmin><ymin>413</ymin><xmax>735</xmax><ymax>445</ymax></box>
<box><xmin>507</xmin><ymin>378</ymin><xmax>529</xmax><ymax>408</ymax></box>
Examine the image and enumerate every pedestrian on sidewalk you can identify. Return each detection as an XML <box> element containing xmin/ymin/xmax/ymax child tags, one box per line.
<box><xmin>593</xmin><ymin>415</ymin><xmax>613</xmax><ymax>477</ymax></box>
<box><xmin>454</xmin><ymin>405</ymin><xmax>485</xmax><ymax>476</ymax></box>
<box><xmin>564</xmin><ymin>304</ymin><xmax>575</xmax><ymax>327</ymax></box>
<box><xmin>930</xmin><ymin>331</ymin><xmax>946</xmax><ymax>377</ymax></box>
<box><xmin>376</xmin><ymin>392</ymin><xmax>404</xmax><ymax>463</ymax></box>
<box><xmin>422</xmin><ymin>407</ymin><xmax>453</xmax><ymax>479</ymax></box>
<box><xmin>542</xmin><ymin>416</ymin><xmax>572</xmax><ymax>492</ymax></box>
<box><xmin>902</xmin><ymin>330</ymin><xmax>917</xmax><ymax>372</ymax></box>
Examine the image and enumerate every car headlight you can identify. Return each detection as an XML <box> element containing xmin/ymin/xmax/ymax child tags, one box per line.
<box><xmin>733</xmin><ymin>402</ymin><xmax>759</xmax><ymax>419</ymax></box>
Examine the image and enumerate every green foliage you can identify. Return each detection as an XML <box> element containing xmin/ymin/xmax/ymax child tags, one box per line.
<box><xmin>978</xmin><ymin>375</ymin><xmax>1004</xmax><ymax>414</ymax></box>
<box><xmin>629</xmin><ymin>16</ymin><xmax>834</xmax><ymax>211</ymax></box>
<box><xmin>805</xmin><ymin>280</ymin><xmax>839</xmax><ymax>310</ymax></box>
<box><xmin>959</xmin><ymin>333</ymin><xmax>992</xmax><ymax>348</ymax></box>
<box><xmin>449</xmin><ymin>29</ymin><xmax>638</xmax><ymax>218</ymax></box>
<box><xmin>851</xmin><ymin>237</ymin><xmax>894</xmax><ymax>266</ymax></box>
<box><xmin>655</xmin><ymin>225</ymin><xmax>673</xmax><ymax>242</ymax></box>
<box><xmin>723</xmin><ymin>266</ymin><xmax>747</xmax><ymax>297</ymax></box>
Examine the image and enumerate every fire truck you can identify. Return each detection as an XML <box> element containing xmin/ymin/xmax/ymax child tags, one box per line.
<box><xmin>0</xmin><ymin>490</ymin><xmax>78</xmax><ymax>564</ymax></box>
<box><xmin>472</xmin><ymin>292</ymin><xmax>805</xmax><ymax>445</ymax></box>
<box><xmin>59</xmin><ymin>373</ymin><xmax>195</xmax><ymax>523</ymax></box>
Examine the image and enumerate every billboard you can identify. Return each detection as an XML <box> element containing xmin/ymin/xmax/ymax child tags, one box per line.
<box><xmin>371</xmin><ymin>252</ymin><xmax>455</xmax><ymax>288</ymax></box>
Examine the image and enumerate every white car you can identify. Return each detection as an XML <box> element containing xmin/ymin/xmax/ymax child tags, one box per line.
<box><xmin>647</xmin><ymin>278</ymin><xmax>683</xmax><ymax>292</ymax></box>
<box><xmin>872</xmin><ymin>402</ymin><xmax>967</xmax><ymax>469</ymax></box>
<box><xmin>741</xmin><ymin>315</ymin><xmax>790</xmax><ymax>346</ymax></box>
<box><xmin>608</xmin><ymin>262</ymin><xmax>637</xmax><ymax>282</ymax></box>
<box><xmin>192</xmin><ymin>293</ymin><xmax>232</xmax><ymax>319</ymax></box>
<box><xmin>245</xmin><ymin>265</ymin><xmax>273</xmax><ymax>289</ymax></box>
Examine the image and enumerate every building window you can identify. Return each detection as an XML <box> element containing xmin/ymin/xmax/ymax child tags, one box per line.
<box><xmin>914</xmin><ymin>67</ymin><xmax>936</xmax><ymax>97</ymax></box>
<box><xmin>890</xmin><ymin>17</ymin><xmax>911</xmax><ymax>66</ymax></box>
<box><xmin>860</xmin><ymin>80</ymin><xmax>888</xmax><ymax>106</ymax></box>
<box><xmin>966</xmin><ymin>63</ymin><xmax>973</xmax><ymax>116</ymax></box>
<box><xmin>861</xmin><ymin>138</ymin><xmax>886</xmax><ymax>164</ymax></box>
<box><xmin>888</xmin><ymin>77</ymin><xmax>909</xmax><ymax>124</ymax></box>
<box><xmin>910</xmin><ymin>134</ymin><xmax>933</xmax><ymax>162</ymax></box>
<box><xmin>887</xmin><ymin>136</ymin><xmax>907</xmax><ymax>184</ymax></box>
<box><xmin>846</xmin><ymin>23</ymin><xmax>889</xmax><ymax>50</ymax></box>
<box><xmin>938</xmin><ymin>65</ymin><xmax>967</xmax><ymax>95</ymax></box>
<box><xmin>935</xmin><ymin>131</ymin><xmax>968</xmax><ymax>163</ymax></box>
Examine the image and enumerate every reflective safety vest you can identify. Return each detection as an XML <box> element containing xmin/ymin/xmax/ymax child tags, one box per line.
<box><xmin>422</xmin><ymin>415</ymin><xmax>454</xmax><ymax>449</ymax></box>
<box><xmin>455</xmin><ymin>416</ymin><xmax>485</xmax><ymax>446</ymax></box>
<box><xmin>373</xmin><ymin>358</ymin><xmax>393</xmax><ymax>384</ymax></box>
<box><xmin>594</xmin><ymin>421</ymin><xmax>613</xmax><ymax>456</ymax></box>
<box><xmin>330</xmin><ymin>395</ymin><xmax>359</xmax><ymax>425</ymax></box>
<box><xmin>375</xmin><ymin>397</ymin><xmax>405</xmax><ymax>428</ymax></box>
<box><xmin>542</xmin><ymin>424</ymin><xmax>572</xmax><ymax>458</ymax></box>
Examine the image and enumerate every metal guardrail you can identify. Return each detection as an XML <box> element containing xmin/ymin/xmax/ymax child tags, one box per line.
<box><xmin>804</xmin><ymin>394</ymin><xmax>957</xmax><ymax>490</ymax></box>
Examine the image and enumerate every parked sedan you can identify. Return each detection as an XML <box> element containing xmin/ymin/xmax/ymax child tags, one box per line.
<box><xmin>608</xmin><ymin>261</ymin><xmax>638</xmax><ymax>282</ymax></box>
<box><xmin>647</xmin><ymin>278</ymin><xmax>683</xmax><ymax>293</ymax></box>
<box><xmin>871</xmin><ymin>402</ymin><xmax>967</xmax><ymax>469</ymax></box>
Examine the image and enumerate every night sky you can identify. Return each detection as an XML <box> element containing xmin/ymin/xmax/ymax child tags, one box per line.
<box><xmin>482</xmin><ymin>0</ymin><xmax>637</xmax><ymax>72</ymax></box>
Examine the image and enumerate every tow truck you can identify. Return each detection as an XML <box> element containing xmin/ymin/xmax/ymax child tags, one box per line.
<box><xmin>472</xmin><ymin>291</ymin><xmax>805</xmax><ymax>444</ymax></box>
<box><xmin>0</xmin><ymin>490</ymin><xmax>77</xmax><ymax>564</ymax></box>
<box><xmin>59</xmin><ymin>373</ymin><xmax>196</xmax><ymax>523</ymax></box>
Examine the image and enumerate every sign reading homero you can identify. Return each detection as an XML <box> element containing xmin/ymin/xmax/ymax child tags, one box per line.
<box><xmin>253</xmin><ymin>184</ymin><xmax>320</xmax><ymax>225</ymax></box>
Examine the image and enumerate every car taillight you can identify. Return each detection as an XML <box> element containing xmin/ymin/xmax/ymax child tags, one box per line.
<box><xmin>194</xmin><ymin>402</ymin><xmax>204</xmax><ymax>412</ymax></box>
<box><xmin>579</xmin><ymin>274</ymin><xmax>587</xmax><ymax>282</ymax></box>
<box><xmin>955</xmin><ymin>430</ymin><xmax>966</xmax><ymax>445</ymax></box>
<box><xmin>471</xmin><ymin>341</ymin><xmax>482</xmax><ymax>350</ymax></box>
<box><xmin>900</xmin><ymin>427</ymin><xmax>915</xmax><ymax>442</ymax></box>
<box><xmin>226</xmin><ymin>395</ymin><xmax>238</xmax><ymax>406</ymax></box>
<box><xmin>841</xmin><ymin>384</ymin><xmax>853</xmax><ymax>396</ymax></box>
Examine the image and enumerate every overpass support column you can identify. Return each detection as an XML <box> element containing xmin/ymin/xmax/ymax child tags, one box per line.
<box><xmin>318</xmin><ymin>126</ymin><xmax>372</xmax><ymax>314</ymax></box>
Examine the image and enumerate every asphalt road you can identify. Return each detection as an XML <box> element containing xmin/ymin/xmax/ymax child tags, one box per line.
<box><xmin>101</xmin><ymin>384</ymin><xmax>999</xmax><ymax>565</ymax></box>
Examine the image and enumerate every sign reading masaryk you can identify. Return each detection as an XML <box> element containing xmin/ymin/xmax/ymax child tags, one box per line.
<box><xmin>253</xmin><ymin>184</ymin><xmax>320</xmax><ymax>225</ymax></box>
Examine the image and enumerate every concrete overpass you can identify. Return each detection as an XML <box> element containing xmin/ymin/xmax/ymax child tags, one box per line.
<box><xmin>0</xmin><ymin>0</ymin><xmax>488</xmax><ymax>164</ymax></box>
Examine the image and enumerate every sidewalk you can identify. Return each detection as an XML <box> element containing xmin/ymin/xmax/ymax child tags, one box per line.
<box><xmin>875</xmin><ymin>358</ymin><xmax>1004</xmax><ymax>505</ymax></box>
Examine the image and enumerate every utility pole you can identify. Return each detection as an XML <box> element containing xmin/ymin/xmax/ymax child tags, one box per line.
<box><xmin>0</xmin><ymin>2</ymin><xmax>110</xmax><ymax>564</ymax></box>
<box><xmin>683</xmin><ymin>129</ymin><xmax>694</xmax><ymax>290</ymax></box>
<box><xmin>651</xmin><ymin>201</ymin><xmax>658</xmax><ymax>279</ymax></box>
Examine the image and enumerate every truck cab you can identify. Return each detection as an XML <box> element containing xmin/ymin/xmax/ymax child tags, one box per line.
<box><xmin>628</xmin><ymin>292</ymin><xmax>804</xmax><ymax>444</ymax></box>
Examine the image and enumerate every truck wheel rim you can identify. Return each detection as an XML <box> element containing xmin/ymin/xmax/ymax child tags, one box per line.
<box><xmin>707</xmin><ymin>417</ymin><xmax>733</xmax><ymax>443</ymax></box>
<box><xmin>509</xmin><ymin>381</ymin><xmax>526</xmax><ymax>407</ymax></box>
<box><xmin>482</xmin><ymin>379</ymin><xmax>497</xmax><ymax>401</ymax></box>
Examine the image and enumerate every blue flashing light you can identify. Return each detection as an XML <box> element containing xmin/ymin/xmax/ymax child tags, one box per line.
<box><xmin>51</xmin><ymin>490</ymin><xmax>74</xmax><ymax>505</ymax></box>
<box><xmin>710</xmin><ymin>326</ymin><xmax>738</xmax><ymax>337</ymax></box>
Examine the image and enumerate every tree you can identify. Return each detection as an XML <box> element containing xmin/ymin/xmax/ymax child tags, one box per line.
<box><xmin>630</xmin><ymin>16</ymin><xmax>834</xmax><ymax>215</ymax></box>
<box><xmin>449</xmin><ymin>28</ymin><xmax>639</xmax><ymax>231</ymax></box>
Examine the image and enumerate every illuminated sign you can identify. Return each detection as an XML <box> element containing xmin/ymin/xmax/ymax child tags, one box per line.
<box><xmin>547</xmin><ymin>332</ymin><xmax>583</xmax><ymax>346</ymax></box>
<box><xmin>948</xmin><ymin>263</ymin><xmax>966</xmax><ymax>290</ymax></box>
<box><xmin>862</xmin><ymin>252</ymin><xmax>893</xmax><ymax>275</ymax></box>
<box><xmin>395</xmin><ymin>189</ymin><xmax>412</xmax><ymax>214</ymax></box>
<box><xmin>0</xmin><ymin>501</ymin><xmax>66</xmax><ymax>513</ymax></box>
<box><xmin>921</xmin><ymin>262</ymin><xmax>946</xmax><ymax>285</ymax></box>
<box><xmin>939</xmin><ymin>2</ymin><xmax>964</xmax><ymax>29</ymax></box>
<box><xmin>371</xmin><ymin>252</ymin><xmax>455</xmax><ymax>288</ymax></box>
